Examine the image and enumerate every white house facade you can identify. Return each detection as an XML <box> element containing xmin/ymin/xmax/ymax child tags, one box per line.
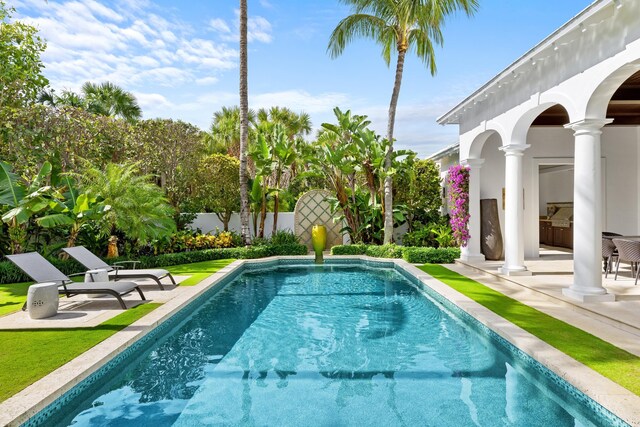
<box><xmin>437</xmin><ymin>0</ymin><xmax>640</xmax><ymax>302</ymax></box>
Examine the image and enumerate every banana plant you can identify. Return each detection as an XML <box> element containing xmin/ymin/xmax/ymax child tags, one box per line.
<box><xmin>248</xmin><ymin>131</ymin><xmax>274</xmax><ymax>238</ymax></box>
<box><xmin>36</xmin><ymin>174</ymin><xmax>109</xmax><ymax>248</ymax></box>
<box><xmin>0</xmin><ymin>161</ymin><xmax>56</xmax><ymax>253</ymax></box>
<box><xmin>270</xmin><ymin>124</ymin><xmax>296</xmax><ymax>234</ymax></box>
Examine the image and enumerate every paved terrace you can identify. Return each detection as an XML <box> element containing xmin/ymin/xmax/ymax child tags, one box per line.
<box><xmin>453</xmin><ymin>247</ymin><xmax>640</xmax><ymax>357</ymax></box>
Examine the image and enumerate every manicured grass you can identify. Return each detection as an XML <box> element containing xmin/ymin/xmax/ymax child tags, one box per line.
<box><xmin>165</xmin><ymin>259</ymin><xmax>235</xmax><ymax>286</ymax></box>
<box><xmin>0</xmin><ymin>282</ymin><xmax>31</xmax><ymax>317</ymax></box>
<box><xmin>420</xmin><ymin>264</ymin><xmax>640</xmax><ymax>396</ymax></box>
<box><xmin>0</xmin><ymin>303</ymin><xmax>159</xmax><ymax>403</ymax></box>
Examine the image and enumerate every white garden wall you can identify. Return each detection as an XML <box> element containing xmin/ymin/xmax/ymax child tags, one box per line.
<box><xmin>189</xmin><ymin>213</ymin><xmax>295</xmax><ymax>238</ymax></box>
<box><xmin>189</xmin><ymin>212</ymin><xmax>408</xmax><ymax>245</ymax></box>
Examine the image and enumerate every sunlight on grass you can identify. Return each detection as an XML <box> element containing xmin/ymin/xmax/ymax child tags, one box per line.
<box><xmin>166</xmin><ymin>259</ymin><xmax>235</xmax><ymax>286</ymax></box>
<box><xmin>0</xmin><ymin>303</ymin><xmax>159</xmax><ymax>403</ymax></box>
<box><xmin>420</xmin><ymin>264</ymin><xmax>640</xmax><ymax>396</ymax></box>
<box><xmin>0</xmin><ymin>282</ymin><xmax>32</xmax><ymax>317</ymax></box>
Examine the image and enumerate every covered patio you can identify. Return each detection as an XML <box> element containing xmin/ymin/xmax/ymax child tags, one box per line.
<box><xmin>438</xmin><ymin>0</ymin><xmax>640</xmax><ymax>303</ymax></box>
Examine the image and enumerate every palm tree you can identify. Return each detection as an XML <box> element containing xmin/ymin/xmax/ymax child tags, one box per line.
<box><xmin>257</xmin><ymin>107</ymin><xmax>312</xmax><ymax>140</ymax></box>
<box><xmin>207</xmin><ymin>106</ymin><xmax>256</xmax><ymax>156</ymax></box>
<box><xmin>328</xmin><ymin>0</ymin><xmax>478</xmax><ymax>243</ymax></box>
<box><xmin>239</xmin><ymin>0</ymin><xmax>251</xmax><ymax>245</ymax></box>
<box><xmin>81</xmin><ymin>81</ymin><xmax>142</xmax><ymax>123</ymax></box>
<box><xmin>78</xmin><ymin>162</ymin><xmax>176</xmax><ymax>257</ymax></box>
<box><xmin>38</xmin><ymin>81</ymin><xmax>142</xmax><ymax>123</ymax></box>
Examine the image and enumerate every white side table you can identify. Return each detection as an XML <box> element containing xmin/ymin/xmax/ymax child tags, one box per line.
<box><xmin>27</xmin><ymin>282</ymin><xmax>59</xmax><ymax>319</ymax></box>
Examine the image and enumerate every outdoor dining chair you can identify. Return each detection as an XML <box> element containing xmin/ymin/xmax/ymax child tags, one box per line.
<box><xmin>602</xmin><ymin>237</ymin><xmax>619</xmax><ymax>278</ymax></box>
<box><xmin>612</xmin><ymin>238</ymin><xmax>640</xmax><ymax>286</ymax></box>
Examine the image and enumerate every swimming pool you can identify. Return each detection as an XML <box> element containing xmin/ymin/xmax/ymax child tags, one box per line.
<box><xmin>29</xmin><ymin>259</ymin><xmax>626</xmax><ymax>426</ymax></box>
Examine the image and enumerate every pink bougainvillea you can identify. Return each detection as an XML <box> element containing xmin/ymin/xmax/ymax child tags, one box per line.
<box><xmin>446</xmin><ymin>165</ymin><xmax>470</xmax><ymax>247</ymax></box>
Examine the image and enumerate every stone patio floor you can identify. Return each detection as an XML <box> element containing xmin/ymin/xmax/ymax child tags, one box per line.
<box><xmin>452</xmin><ymin>246</ymin><xmax>640</xmax><ymax>357</ymax></box>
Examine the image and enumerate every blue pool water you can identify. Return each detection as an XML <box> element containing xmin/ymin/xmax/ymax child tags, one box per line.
<box><xmin>39</xmin><ymin>262</ymin><xmax>623</xmax><ymax>426</ymax></box>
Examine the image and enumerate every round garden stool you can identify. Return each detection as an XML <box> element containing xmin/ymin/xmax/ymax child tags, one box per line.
<box><xmin>27</xmin><ymin>282</ymin><xmax>59</xmax><ymax>319</ymax></box>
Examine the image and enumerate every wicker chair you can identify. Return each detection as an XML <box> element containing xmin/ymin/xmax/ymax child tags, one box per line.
<box><xmin>612</xmin><ymin>239</ymin><xmax>640</xmax><ymax>285</ymax></box>
<box><xmin>602</xmin><ymin>237</ymin><xmax>619</xmax><ymax>278</ymax></box>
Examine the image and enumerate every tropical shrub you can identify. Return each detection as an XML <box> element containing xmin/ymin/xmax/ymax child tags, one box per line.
<box><xmin>188</xmin><ymin>154</ymin><xmax>240</xmax><ymax>231</ymax></box>
<box><xmin>446</xmin><ymin>165</ymin><xmax>470</xmax><ymax>247</ymax></box>
<box><xmin>269</xmin><ymin>230</ymin><xmax>299</xmax><ymax>245</ymax></box>
<box><xmin>402</xmin><ymin>247</ymin><xmax>460</xmax><ymax>264</ymax></box>
<box><xmin>395</xmin><ymin>158</ymin><xmax>442</xmax><ymax>232</ymax></box>
<box><xmin>0</xmin><ymin>1</ymin><xmax>48</xmax><ymax>110</ymax></box>
<box><xmin>76</xmin><ymin>162</ymin><xmax>176</xmax><ymax>256</ymax></box>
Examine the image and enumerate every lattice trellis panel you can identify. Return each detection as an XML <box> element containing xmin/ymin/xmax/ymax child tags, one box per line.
<box><xmin>294</xmin><ymin>190</ymin><xmax>343</xmax><ymax>249</ymax></box>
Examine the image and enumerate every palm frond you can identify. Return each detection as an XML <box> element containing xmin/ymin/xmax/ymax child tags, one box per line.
<box><xmin>327</xmin><ymin>13</ymin><xmax>391</xmax><ymax>59</ymax></box>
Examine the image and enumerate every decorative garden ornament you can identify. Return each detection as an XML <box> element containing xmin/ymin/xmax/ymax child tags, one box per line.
<box><xmin>311</xmin><ymin>225</ymin><xmax>327</xmax><ymax>263</ymax></box>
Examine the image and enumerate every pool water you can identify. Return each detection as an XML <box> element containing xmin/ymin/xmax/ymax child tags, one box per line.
<box><xmin>47</xmin><ymin>264</ymin><xmax>618</xmax><ymax>426</ymax></box>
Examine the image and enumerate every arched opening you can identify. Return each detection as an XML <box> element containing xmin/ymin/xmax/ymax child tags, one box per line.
<box><xmin>478</xmin><ymin>130</ymin><xmax>505</xmax><ymax>260</ymax></box>
<box><xmin>606</xmin><ymin>69</ymin><xmax>640</xmax><ymax>125</ymax></box>
<box><xmin>522</xmin><ymin>104</ymin><xmax>576</xmax><ymax>259</ymax></box>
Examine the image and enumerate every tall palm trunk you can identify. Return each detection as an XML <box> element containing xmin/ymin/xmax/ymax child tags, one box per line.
<box><xmin>383</xmin><ymin>48</ymin><xmax>406</xmax><ymax>244</ymax></box>
<box><xmin>239</xmin><ymin>0</ymin><xmax>251</xmax><ymax>245</ymax></box>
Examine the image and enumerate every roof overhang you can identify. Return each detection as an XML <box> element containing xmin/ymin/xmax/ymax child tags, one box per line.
<box><xmin>437</xmin><ymin>0</ymin><xmax>614</xmax><ymax>125</ymax></box>
<box><xmin>427</xmin><ymin>142</ymin><xmax>459</xmax><ymax>161</ymax></box>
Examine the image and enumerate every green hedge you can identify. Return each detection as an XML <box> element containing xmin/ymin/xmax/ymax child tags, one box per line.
<box><xmin>330</xmin><ymin>244</ymin><xmax>460</xmax><ymax>264</ymax></box>
<box><xmin>402</xmin><ymin>247</ymin><xmax>460</xmax><ymax>264</ymax></box>
<box><xmin>0</xmin><ymin>243</ymin><xmax>308</xmax><ymax>284</ymax></box>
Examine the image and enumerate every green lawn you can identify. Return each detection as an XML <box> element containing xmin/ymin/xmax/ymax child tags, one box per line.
<box><xmin>420</xmin><ymin>264</ymin><xmax>640</xmax><ymax>396</ymax></box>
<box><xmin>0</xmin><ymin>303</ymin><xmax>159</xmax><ymax>403</ymax></box>
<box><xmin>165</xmin><ymin>259</ymin><xmax>236</xmax><ymax>286</ymax></box>
<box><xmin>0</xmin><ymin>281</ymin><xmax>32</xmax><ymax>317</ymax></box>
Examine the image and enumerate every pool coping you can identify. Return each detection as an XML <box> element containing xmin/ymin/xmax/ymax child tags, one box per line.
<box><xmin>1</xmin><ymin>255</ymin><xmax>638</xmax><ymax>426</ymax></box>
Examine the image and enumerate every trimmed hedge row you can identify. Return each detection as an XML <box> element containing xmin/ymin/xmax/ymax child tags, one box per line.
<box><xmin>330</xmin><ymin>244</ymin><xmax>460</xmax><ymax>264</ymax></box>
<box><xmin>0</xmin><ymin>243</ymin><xmax>309</xmax><ymax>284</ymax></box>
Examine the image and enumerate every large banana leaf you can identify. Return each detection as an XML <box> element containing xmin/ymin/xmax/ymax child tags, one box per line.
<box><xmin>27</xmin><ymin>161</ymin><xmax>52</xmax><ymax>193</ymax></box>
<box><xmin>0</xmin><ymin>161</ymin><xmax>25</xmax><ymax>208</ymax></box>
<box><xmin>36</xmin><ymin>213</ymin><xmax>75</xmax><ymax>228</ymax></box>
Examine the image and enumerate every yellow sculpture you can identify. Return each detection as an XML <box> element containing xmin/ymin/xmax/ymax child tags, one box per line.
<box><xmin>311</xmin><ymin>225</ymin><xmax>326</xmax><ymax>263</ymax></box>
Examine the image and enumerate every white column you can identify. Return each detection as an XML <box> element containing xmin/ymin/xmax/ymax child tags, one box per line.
<box><xmin>460</xmin><ymin>158</ymin><xmax>485</xmax><ymax>262</ymax></box>
<box><xmin>499</xmin><ymin>144</ymin><xmax>531</xmax><ymax>276</ymax></box>
<box><xmin>563</xmin><ymin>119</ymin><xmax>615</xmax><ymax>302</ymax></box>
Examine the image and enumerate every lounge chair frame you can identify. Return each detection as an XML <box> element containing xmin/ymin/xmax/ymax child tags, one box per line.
<box><xmin>62</xmin><ymin>247</ymin><xmax>176</xmax><ymax>290</ymax></box>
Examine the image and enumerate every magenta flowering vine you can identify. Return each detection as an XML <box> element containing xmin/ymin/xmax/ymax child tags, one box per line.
<box><xmin>446</xmin><ymin>165</ymin><xmax>471</xmax><ymax>247</ymax></box>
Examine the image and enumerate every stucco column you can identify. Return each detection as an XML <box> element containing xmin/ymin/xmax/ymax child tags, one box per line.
<box><xmin>563</xmin><ymin>118</ymin><xmax>615</xmax><ymax>302</ymax></box>
<box><xmin>460</xmin><ymin>158</ymin><xmax>485</xmax><ymax>262</ymax></box>
<box><xmin>499</xmin><ymin>144</ymin><xmax>531</xmax><ymax>276</ymax></box>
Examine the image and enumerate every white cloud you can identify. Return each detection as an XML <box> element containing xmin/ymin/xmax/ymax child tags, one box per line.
<box><xmin>252</xmin><ymin>90</ymin><xmax>348</xmax><ymax>113</ymax></box>
<box><xmin>209</xmin><ymin>18</ymin><xmax>231</xmax><ymax>34</ymax></box>
<box><xmin>258</xmin><ymin>0</ymin><xmax>273</xmax><ymax>9</ymax></box>
<box><xmin>17</xmin><ymin>0</ymin><xmax>239</xmax><ymax>92</ymax></box>
<box><xmin>195</xmin><ymin>76</ymin><xmax>220</xmax><ymax>86</ymax></box>
<box><xmin>217</xmin><ymin>11</ymin><xmax>273</xmax><ymax>44</ymax></box>
<box><xmin>248</xmin><ymin>16</ymin><xmax>272</xmax><ymax>43</ymax></box>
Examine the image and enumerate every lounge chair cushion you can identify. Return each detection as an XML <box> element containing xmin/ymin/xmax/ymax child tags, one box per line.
<box><xmin>62</xmin><ymin>281</ymin><xmax>140</xmax><ymax>294</ymax></box>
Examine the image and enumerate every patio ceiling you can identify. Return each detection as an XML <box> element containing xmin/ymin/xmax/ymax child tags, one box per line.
<box><xmin>532</xmin><ymin>70</ymin><xmax>640</xmax><ymax>126</ymax></box>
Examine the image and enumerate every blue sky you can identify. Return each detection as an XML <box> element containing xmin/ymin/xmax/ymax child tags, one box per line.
<box><xmin>13</xmin><ymin>0</ymin><xmax>590</xmax><ymax>157</ymax></box>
